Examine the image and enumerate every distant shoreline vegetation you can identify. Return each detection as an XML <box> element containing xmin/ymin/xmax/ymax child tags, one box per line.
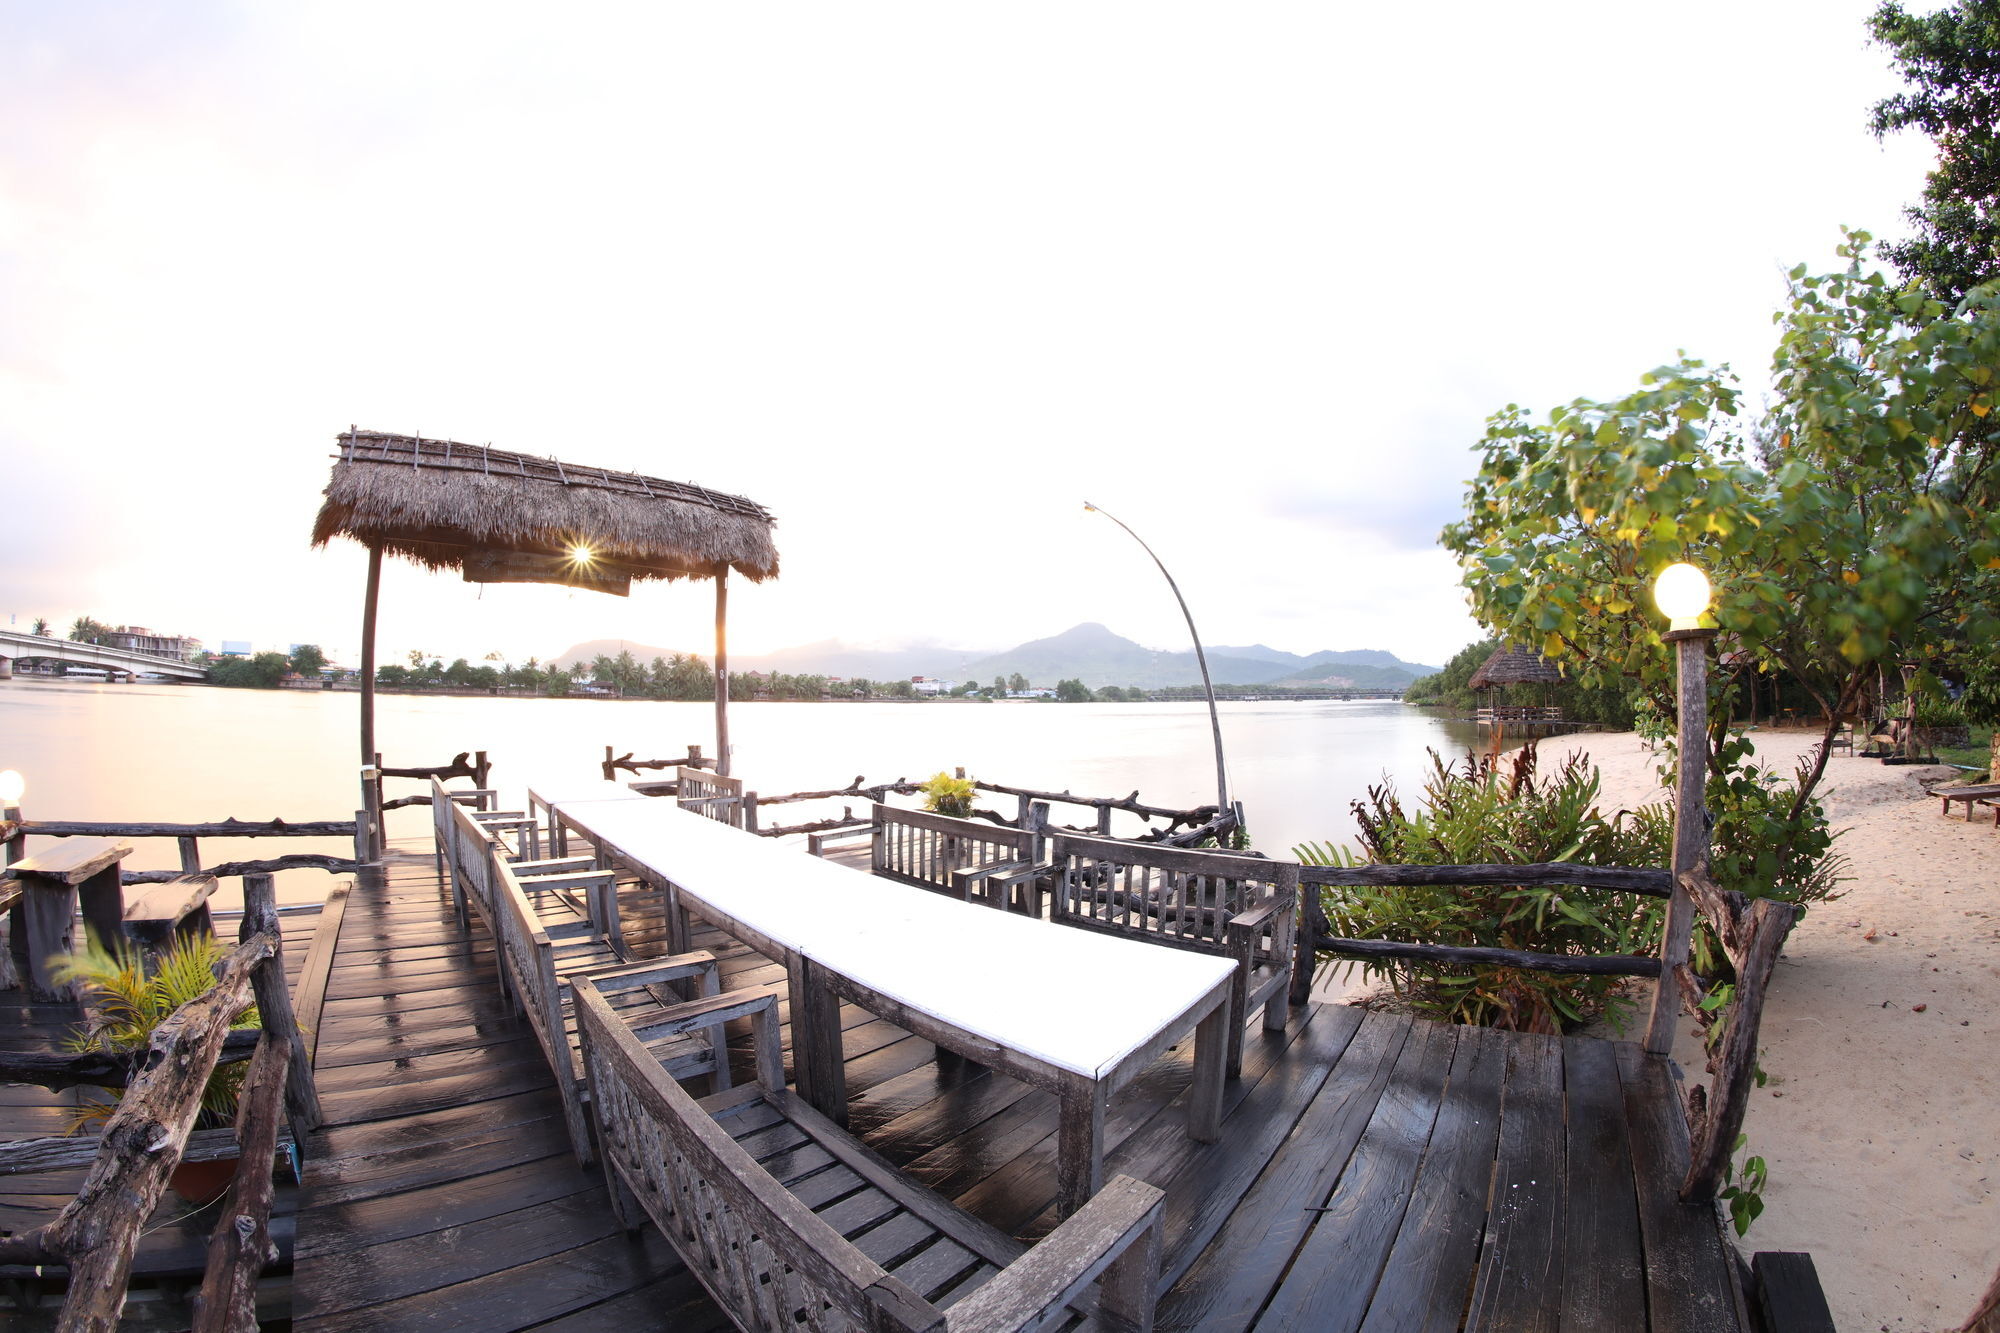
<box><xmin>175</xmin><ymin>646</ymin><xmax>1409</xmax><ymax>704</ymax></box>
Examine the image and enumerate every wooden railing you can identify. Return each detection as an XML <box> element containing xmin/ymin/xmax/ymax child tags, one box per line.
<box><xmin>0</xmin><ymin>873</ymin><xmax>319</xmax><ymax>1331</ymax></box>
<box><xmin>1295</xmin><ymin>861</ymin><xmax>1671</xmax><ymax>1008</ymax></box>
<box><xmin>5</xmin><ymin>816</ymin><xmax>364</xmax><ymax>884</ymax></box>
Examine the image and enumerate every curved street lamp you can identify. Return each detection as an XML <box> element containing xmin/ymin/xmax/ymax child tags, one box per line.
<box><xmin>1083</xmin><ymin>502</ymin><xmax>1230</xmax><ymax>819</ymax></box>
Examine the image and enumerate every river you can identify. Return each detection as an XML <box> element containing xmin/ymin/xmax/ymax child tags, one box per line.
<box><xmin>0</xmin><ymin>679</ymin><xmax>1484</xmax><ymax>905</ymax></box>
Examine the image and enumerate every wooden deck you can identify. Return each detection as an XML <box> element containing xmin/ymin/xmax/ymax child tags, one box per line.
<box><xmin>3</xmin><ymin>840</ymin><xmax>1750</xmax><ymax>1330</ymax></box>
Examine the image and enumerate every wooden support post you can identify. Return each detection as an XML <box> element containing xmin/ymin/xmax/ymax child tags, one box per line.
<box><xmin>742</xmin><ymin>792</ymin><xmax>759</xmax><ymax>834</ymax></box>
<box><xmin>1646</xmin><ymin>628</ymin><xmax>1716</xmax><ymax>1055</ymax></box>
<box><xmin>358</xmin><ymin>538</ymin><xmax>382</xmax><ymax>767</ymax></box>
<box><xmin>473</xmin><ymin>750</ymin><xmax>491</xmax><ymax>789</ymax></box>
<box><xmin>76</xmin><ymin>862</ymin><xmax>126</xmax><ymax>953</ymax></box>
<box><xmin>713</xmin><ymin>566</ymin><xmax>731</xmax><ymax>777</ymax></box>
<box><xmin>178</xmin><ymin>836</ymin><xmax>202</xmax><ymax>875</ymax></box>
<box><xmin>602</xmin><ymin>745</ymin><xmax>616</xmax><ymax>782</ymax></box>
<box><xmin>359</xmin><ymin>764</ymin><xmax>383</xmax><ymax>863</ymax></box>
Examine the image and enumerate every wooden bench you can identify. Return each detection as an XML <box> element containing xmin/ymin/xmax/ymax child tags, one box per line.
<box><xmin>1049</xmin><ymin>833</ymin><xmax>1299</xmax><ymax>1079</ymax></box>
<box><xmin>676</xmin><ymin>765</ymin><xmax>754</xmax><ymax>830</ymax></box>
<box><xmin>573</xmin><ymin>976</ymin><xmax>1166</xmax><ymax>1332</ymax></box>
<box><xmin>485</xmin><ymin>847</ymin><xmax>727</xmax><ymax>1163</ymax></box>
<box><xmin>124</xmin><ymin>872</ymin><xmax>218</xmax><ymax>952</ymax></box>
<box><xmin>871</xmin><ymin>804</ymin><xmax>1040</xmax><ymax>912</ymax></box>
<box><xmin>1940</xmin><ymin>782</ymin><xmax>2000</xmax><ymax>827</ymax></box>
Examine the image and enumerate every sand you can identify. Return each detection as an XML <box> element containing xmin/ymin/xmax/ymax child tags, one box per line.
<box><xmin>1530</xmin><ymin>728</ymin><xmax>2000</xmax><ymax>1332</ymax></box>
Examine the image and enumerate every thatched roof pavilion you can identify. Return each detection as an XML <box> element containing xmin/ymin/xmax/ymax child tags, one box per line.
<box><xmin>1467</xmin><ymin>646</ymin><xmax>1564</xmax><ymax>691</ymax></box>
<box><xmin>314</xmin><ymin>429</ymin><xmax>777</xmax><ymax>806</ymax></box>
<box><xmin>314</xmin><ymin>430</ymin><xmax>777</xmax><ymax>588</ymax></box>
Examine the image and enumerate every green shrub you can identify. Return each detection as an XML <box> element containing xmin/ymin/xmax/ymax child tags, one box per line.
<box><xmin>1297</xmin><ymin>746</ymin><xmax>1669</xmax><ymax>1033</ymax></box>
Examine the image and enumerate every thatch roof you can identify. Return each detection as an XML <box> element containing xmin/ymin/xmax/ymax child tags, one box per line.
<box><xmin>1468</xmin><ymin>646</ymin><xmax>1565</xmax><ymax>691</ymax></box>
<box><xmin>312</xmin><ymin>430</ymin><xmax>778</xmax><ymax>587</ymax></box>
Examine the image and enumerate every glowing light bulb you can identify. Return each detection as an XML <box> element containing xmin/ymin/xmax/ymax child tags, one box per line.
<box><xmin>0</xmin><ymin>770</ymin><xmax>24</xmax><ymax>807</ymax></box>
<box><xmin>1654</xmin><ymin>562</ymin><xmax>1712</xmax><ymax>631</ymax></box>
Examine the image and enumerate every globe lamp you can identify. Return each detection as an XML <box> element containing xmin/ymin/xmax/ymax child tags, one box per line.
<box><xmin>1653</xmin><ymin>563</ymin><xmax>1711</xmax><ymax>632</ymax></box>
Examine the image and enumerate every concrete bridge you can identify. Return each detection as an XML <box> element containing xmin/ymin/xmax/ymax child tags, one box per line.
<box><xmin>0</xmin><ymin>628</ymin><xmax>205</xmax><ymax>681</ymax></box>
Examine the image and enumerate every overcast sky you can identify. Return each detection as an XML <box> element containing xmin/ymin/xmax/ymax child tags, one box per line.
<box><xmin>0</xmin><ymin>1</ymin><xmax>1937</xmax><ymax>669</ymax></box>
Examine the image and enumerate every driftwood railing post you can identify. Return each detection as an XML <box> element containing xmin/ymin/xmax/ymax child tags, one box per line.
<box><xmin>240</xmin><ymin>873</ymin><xmax>322</xmax><ymax>1136</ymax></box>
<box><xmin>1645</xmin><ymin>625</ymin><xmax>1716</xmax><ymax>1055</ymax></box>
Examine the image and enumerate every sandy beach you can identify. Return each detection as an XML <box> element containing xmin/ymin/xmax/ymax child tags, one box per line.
<box><xmin>1528</xmin><ymin>728</ymin><xmax>2000</xmax><ymax>1332</ymax></box>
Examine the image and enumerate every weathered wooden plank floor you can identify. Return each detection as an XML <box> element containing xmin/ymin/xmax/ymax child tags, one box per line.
<box><xmin>280</xmin><ymin>840</ymin><xmax>1746</xmax><ymax>1332</ymax></box>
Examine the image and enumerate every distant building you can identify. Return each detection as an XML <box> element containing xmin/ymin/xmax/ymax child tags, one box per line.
<box><xmin>911</xmin><ymin>677</ymin><xmax>958</xmax><ymax>696</ymax></box>
<box><xmin>220</xmin><ymin>641</ymin><xmax>253</xmax><ymax>658</ymax></box>
<box><xmin>1007</xmin><ymin>688</ymin><xmax>1056</xmax><ymax>699</ymax></box>
<box><xmin>100</xmin><ymin>625</ymin><xmax>203</xmax><ymax>662</ymax></box>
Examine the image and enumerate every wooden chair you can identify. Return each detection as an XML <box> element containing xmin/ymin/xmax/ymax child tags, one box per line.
<box><xmin>1048</xmin><ymin>833</ymin><xmax>1299</xmax><ymax>1078</ymax></box>
<box><xmin>870</xmin><ymin>803</ymin><xmax>1040</xmax><ymax>912</ymax></box>
<box><xmin>573</xmin><ymin>977</ymin><xmax>1166</xmax><ymax>1332</ymax></box>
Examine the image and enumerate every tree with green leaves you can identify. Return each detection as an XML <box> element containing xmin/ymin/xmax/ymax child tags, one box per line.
<box><xmin>1870</xmin><ymin>0</ymin><xmax>2000</xmax><ymax>301</ymax></box>
<box><xmin>1054</xmin><ymin>678</ymin><xmax>1092</xmax><ymax>702</ymax></box>
<box><xmin>289</xmin><ymin>644</ymin><xmax>327</xmax><ymax>677</ymax></box>
<box><xmin>30</xmin><ymin>618</ymin><xmax>49</xmax><ymax>637</ymax></box>
<box><xmin>1008</xmin><ymin>672</ymin><xmax>1028</xmax><ymax>693</ymax></box>
<box><xmin>68</xmin><ymin>617</ymin><xmax>108</xmax><ymax>644</ymax></box>
<box><xmin>1442</xmin><ymin>233</ymin><xmax>2000</xmax><ymax>820</ymax></box>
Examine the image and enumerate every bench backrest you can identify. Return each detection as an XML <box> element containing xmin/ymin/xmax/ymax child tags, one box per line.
<box><xmin>870</xmin><ymin>804</ymin><xmax>1034</xmax><ymax>897</ymax></box>
<box><xmin>676</xmin><ymin>766</ymin><xmax>747</xmax><ymax>828</ymax></box>
<box><xmin>435</xmin><ymin>778</ymin><xmax>502</xmax><ymax>927</ymax></box>
<box><xmin>573</xmin><ymin>980</ymin><xmax>942</xmax><ymax>1332</ymax></box>
<box><xmin>1049</xmin><ymin>833</ymin><xmax>1298</xmax><ymax>964</ymax></box>
<box><xmin>485</xmin><ymin>845</ymin><xmax>593</xmax><ymax>1161</ymax></box>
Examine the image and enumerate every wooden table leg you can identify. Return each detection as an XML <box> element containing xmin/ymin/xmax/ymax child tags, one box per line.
<box><xmin>1189</xmin><ymin>1000</ymin><xmax>1228</xmax><ymax>1144</ymax></box>
<box><xmin>1057</xmin><ymin>1079</ymin><xmax>1107</xmax><ymax>1219</ymax></box>
<box><xmin>788</xmin><ymin>955</ymin><xmax>847</xmax><ymax>1127</ymax></box>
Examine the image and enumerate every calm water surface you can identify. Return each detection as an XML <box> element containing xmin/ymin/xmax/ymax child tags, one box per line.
<box><xmin>0</xmin><ymin>680</ymin><xmax>1482</xmax><ymax>905</ymax></box>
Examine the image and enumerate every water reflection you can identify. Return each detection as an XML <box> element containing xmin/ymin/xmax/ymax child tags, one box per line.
<box><xmin>0</xmin><ymin>680</ymin><xmax>1485</xmax><ymax>906</ymax></box>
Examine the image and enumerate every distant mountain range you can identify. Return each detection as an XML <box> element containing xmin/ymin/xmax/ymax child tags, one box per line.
<box><xmin>553</xmin><ymin>624</ymin><xmax>1439</xmax><ymax>691</ymax></box>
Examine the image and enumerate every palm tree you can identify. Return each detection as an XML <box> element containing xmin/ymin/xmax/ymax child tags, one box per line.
<box><xmin>30</xmin><ymin>618</ymin><xmax>49</xmax><ymax>637</ymax></box>
<box><xmin>68</xmin><ymin>616</ymin><xmax>108</xmax><ymax>644</ymax></box>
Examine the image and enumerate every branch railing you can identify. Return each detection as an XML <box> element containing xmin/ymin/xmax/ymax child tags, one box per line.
<box><xmin>6</xmin><ymin>816</ymin><xmax>365</xmax><ymax>884</ymax></box>
<box><xmin>0</xmin><ymin>873</ymin><xmax>319</xmax><ymax>1331</ymax></box>
<box><xmin>1295</xmin><ymin>861</ymin><xmax>1673</xmax><ymax>1007</ymax></box>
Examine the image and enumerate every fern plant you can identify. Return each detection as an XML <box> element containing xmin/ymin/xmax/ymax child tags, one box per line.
<box><xmin>54</xmin><ymin>937</ymin><xmax>260</xmax><ymax>1134</ymax></box>
<box><xmin>1296</xmin><ymin>745</ymin><xmax>1670</xmax><ymax>1033</ymax></box>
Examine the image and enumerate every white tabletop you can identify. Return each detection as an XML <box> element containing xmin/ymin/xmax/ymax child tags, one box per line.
<box><xmin>560</xmin><ymin>798</ymin><xmax>1235</xmax><ymax>1081</ymax></box>
<box><xmin>527</xmin><ymin>777</ymin><xmax>655</xmax><ymax>810</ymax></box>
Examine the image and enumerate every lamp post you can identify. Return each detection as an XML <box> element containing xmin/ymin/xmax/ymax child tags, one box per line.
<box><xmin>1</xmin><ymin>770</ymin><xmax>25</xmax><ymax>990</ymax></box>
<box><xmin>1083</xmin><ymin>502</ymin><xmax>1229</xmax><ymax>819</ymax></box>
<box><xmin>1643</xmin><ymin>561</ymin><xmax>1718</xmax><ymax>1056</ymax></box>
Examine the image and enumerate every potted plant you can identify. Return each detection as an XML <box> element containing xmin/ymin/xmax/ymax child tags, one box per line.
<box><xmin>54</xmin><ymin>937</ymin><xmax>260</xmax><ymax>1203</ymax></box>
<box><xmin>920</xmin><ymin>771</ymin><xmax>976</xmax><ymax>819</ymax></box>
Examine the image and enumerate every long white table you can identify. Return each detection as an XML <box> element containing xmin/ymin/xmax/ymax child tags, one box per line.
<box><xmin>548</xmin><ymin>791</ymin><xmax>1236</xmax><ymax>1215</ymax></box>
<box><xmin>526</xmin><ymin>778</ymin><xmax>652</xmax><ymax>857</ymax></box>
